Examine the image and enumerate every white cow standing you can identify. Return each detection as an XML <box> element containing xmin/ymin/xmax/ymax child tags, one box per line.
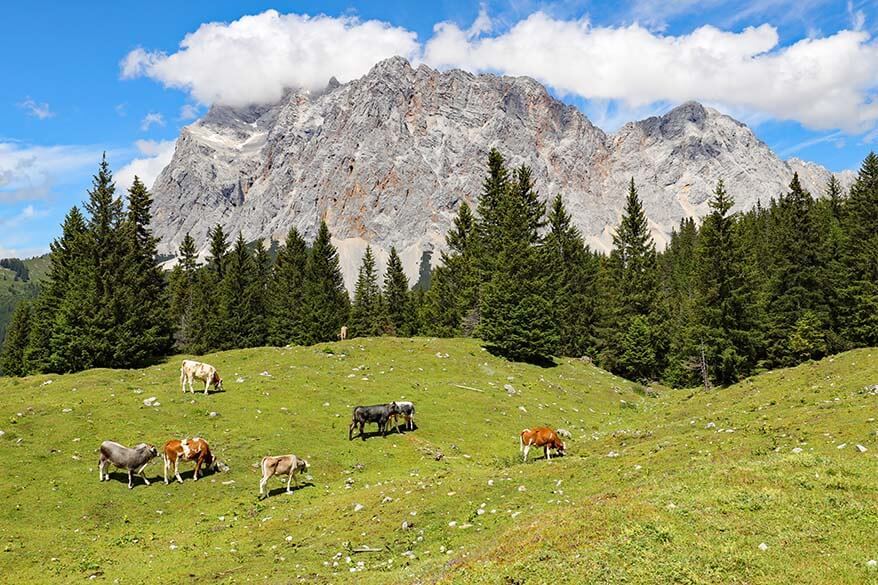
<box><xmin>180</xmin><ymin>359</ymin><xmax>223</xmax><ymax>395</ymax></box>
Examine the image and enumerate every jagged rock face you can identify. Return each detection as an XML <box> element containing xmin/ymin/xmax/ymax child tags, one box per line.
<box><xmin>151</xmin><ymin>56</ymin><xmax>851</xmax><ymax>287</ymax></box>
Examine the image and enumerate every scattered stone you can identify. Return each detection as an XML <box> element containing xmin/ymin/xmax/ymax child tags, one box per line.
<box><xmin>0</xmin><ymin>430</ymin><xmax>5</xmax><ymax>437</ymax></box>
<box><xmin>758</xmin><ymin>543</ymin><xmax>768</xmax><ymax>551</ymax></box>
<box><xmin>857</xmin><ymin>444</ymin><xmax>868</xmax><ymax>453</ymax></box>
<box><xmin>259</xmin><ymin>371</ymin><xmax>272</xmax><ymax>377</ymax></box>
<box><xmin>448</xmin><ymin>521</ymin><xmax>457</xmax><ymax>527</ymax></box>
<box><xmin>382</xmin><ymin>496</ymin><xmax>393</xmax><ymax>503</ymax></box>
<box><xmin>517</xmin><ymin>485</ymin><xmax>526</xmax><ymax>492</ymax></box>
<box><xmin>62</xmin><ymin>408</ymin><xmax>72</xmax><ymax>413</ymax></box>
<box><xmin>607</xmin><ymin>451</ymin><xmax>620</xmax><ymax>458</ymax></box>
<box><xmin>518</xmin><ymin>406</ymin><xmax>527</xmax><ymax>413</ymax></box>
<box><xmin>867</xmin><ymin>559</ymin><xmax>877</xmax><ymax>568</ymax></box>
<box><xmin>354</xmin><ymin>503</ymin><xmax>364</xmax><ymax>512</ymax></box>
<box><xmin>40</xmin><ymin>380</ymin><xmax>53</xmax><ymax>386</ymax></box>
<box><xmin>705</xmin><ymin>422</ymin><xmax>716</xmax><ymax>429</ymax></box>
<box><xmin>286</xmin><ymin>535</ymin><xmax>293</xmax><ymax>542</ymax></box>
<box><xmin>435</xmin><ymin>352</ymin><xmax>449</xmax><ymax>358</ymax></box>
<box><xmin>209</xmin><ymin>411</ymin><xmax>219</xmax><ymax>418</ymax></box>
<box><xmin>504</xmin><ymin>384</ymin><xmax>516</xmax><ymax>395</ymax></box>
<box><xmin>169</xmin><ymin>544</ymin><xmax>178</xmax><ymax>550</ymax></box>
<box><xmin>235</xmin><ymin>377</ymin><xmax>245</xmax><ymax>383</ymax></box>
<box><xmin>837</xmin><ymin>443</ymin><xmax>847</xmax><ymax>449</ymax></box>
<box><xmin>791</xmin><ymin>447</ymin><xmax>803</xmax><ymax>454</ymax></box>
<box><xmin>143</xmin><ymin>397</ymin><xmax>157</xmax><ymax>406</ymax></box>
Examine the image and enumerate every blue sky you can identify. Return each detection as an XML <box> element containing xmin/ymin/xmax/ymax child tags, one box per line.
<box><xmin>1</xmin><ymin>0</ymin><xmax>877</xmax><ymax>258</ymax></box>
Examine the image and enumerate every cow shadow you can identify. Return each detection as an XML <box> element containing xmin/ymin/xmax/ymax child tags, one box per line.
<box><xmin>263</xmin><ymin>482</ymin><xmax>314</xmax><ymax>499</ymax></box>
<box><xmin>182</xmin><ymin>387</ymin><xmax>226</xmax><ymax>396</ymax></box>
<box><xmin>351</xmin><ymin>426</ymin><xmax>408</xmax><ymax>441</ymax></box>
<box><xmin>103</xmin><ymin>471</ymin><xmax>164</xmax><ymax>487</ymax></box>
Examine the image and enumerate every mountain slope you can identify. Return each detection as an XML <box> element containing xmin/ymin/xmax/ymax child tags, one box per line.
<box><xmin>0</xmin><ymin>338</ymin><xmax>876</xmax><ymax>583</ymax></box>
<box><xmin>150</xmin><ymin>57</ymin><xmax>851</xmax><ymax>286</ymax></box>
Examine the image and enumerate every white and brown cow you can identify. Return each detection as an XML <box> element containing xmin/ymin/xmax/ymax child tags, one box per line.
<box><xmin>258</xmin><ymin>454</ymin><xmax>310</xmax><ymax>497</ymax></box>
<box><xmin>180</xmin><ymin>359</ymin><xmax>223</xmax><ymax>395</ymax></box>
<box><xmin>520</xmin><ymin>427</ymin><xmax>566</xmax><ymax>462</ymax></box>
<box><xmin>162</xmin><ymin>437</ymin><xmax>221</xmax><ymax>483</ymax></box>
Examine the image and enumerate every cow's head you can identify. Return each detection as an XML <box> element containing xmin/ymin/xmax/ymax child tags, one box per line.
<box><xmin>556</xmin><ymin>440</ymin><xmax>567</xmax><ymax>455</ymax></box>
<box><xmin>297</xmin><ymin>458</ymin><xmax>309</xmax><ymax>472</ymax></box>
<box><xmin>135</xmin><ymin>443</ymin><xmax>159</xmax><ymax>458</ymax></box>
<box><xmin>388</xmin><ymin>401</ymin><xmax>400</xmax><ymax>415</ymax></box>
<box><xmin>213</xmin><ymin>372</ymin><xmax>223</xmax><ymax>391</ymax></box>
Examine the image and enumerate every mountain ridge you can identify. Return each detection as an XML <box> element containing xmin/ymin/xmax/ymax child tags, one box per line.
<box><xmin>149</xmin><ymin>56</ymin><xmax>853</xmax><ymax>287</ymax></box>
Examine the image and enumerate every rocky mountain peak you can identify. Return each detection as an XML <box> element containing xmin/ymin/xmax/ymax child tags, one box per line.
<box><xmin>149</xmin><ymin>57</ymin><xmax>851</xmax><ymax>289</ymax></box>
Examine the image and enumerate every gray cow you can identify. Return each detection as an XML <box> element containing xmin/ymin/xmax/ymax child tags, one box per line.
<box><xmin>348</xmin><ymin>402</ymin><xmax>400</xmax><ymax>440</ymax></box>
<box><xmin>98</xmin><ymin>441</ymin><xmax>159</xmax><ymax>489</ymax></box>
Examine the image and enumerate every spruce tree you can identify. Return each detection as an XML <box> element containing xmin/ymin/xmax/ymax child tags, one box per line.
<box><xmin>115</xmin><ymin>176</ymin><xmax>171</xmax><ymax>366</ymax></box>
<box><xmin>168</xmin><ymin>233</ymin><xmax>199</xmax><ymax>348</ymax></box>
<box><xmin>764</xmin><ymin>174</ymin><xmax>825</xmax><ymax>366</ymax></box>
<box><xmin>601</xmin><ymin>179</ymin><xmax>660</xmax><ymax>380</ymax></box>
<box><xmin>304</xmin><ymin>221</ymin><xmax>350</xmax><ymax>344</ymax></box>
<box><xmin>840</xmin><ymin>153</ymin><xmax>878</xmax><ymax>346</ymax></box>
<box><xmin>383</xmin><ymin>247</ymin><xmax>411</xmax><ymax>336</ymax></box>
<box><xmin>424</xmin><ymin>201</ymin><xmax>479</xmax><ymax>336</ymax></box>
<box><xmin>0</xmin><ymin>302</ymin><xmax>32</xmax><ymax>376</ymax></box>
<box><xmin>544</xmin><ymin>194</ymin><xmax>599</xmax><ymax>358</ymax></box>
<box><xmin>480</xmin><ymin>164</ymin><xmax>557</xmax><ymax>361</ymax></box>
<box><xmin>268</xmin><ymin>228</ymin><xmax>309</xmax><ymax>346</ymax></box>
<box><xmin>55</xmin><ymin>155</ymin><xmax>124</xmax><ymax>371</ymax></box>
<box><xmin>350</xmin><ymin>246</ymin><xmax>385</xmax><ymax>337</ymax></box>
<box><xmin>25</xmin><ymin>206</ymin><xmax>87</xmax><ymax>372</ymax></box>
<box><xmin>694</xmin><ymin>180</ymin><xmax>754</xmax><ymax>385</ymax></box>
<box><xmin>476</xmin><ymin>149</ymin><xmax>511</xmax><ymax>280</ymax></box>
<box><xmin>249</xmin><ymin>239</ymin><xmax>271</xmax><ymax>346</ymax></box>
<box><xmin>207</xmin><ymin>224</ymin><xmax>229</xmax><ymax>279</ymax></box>
<box><xmin>221</xmin><ymin>233</ymin><xmax>258</xmax><ymax>349</ymax></box>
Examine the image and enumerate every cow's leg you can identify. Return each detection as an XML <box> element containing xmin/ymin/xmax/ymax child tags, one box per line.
<box><xmin>204</xmin><ymin>379</ymin><xmax>210</xmax><ymax>395</ymax></box>
<box><xmin>127</xmin><ymin>469</ymin><xmax>134</xmax><ymax>489</ymax></box>
<box><xmin>98</xmin><ymin>458</ymin><xmax>106</xmax><ymax>481</ymax></box>
<box><xmin>359</xmin><ymin>421</ymin><xmax>366</xmax><ymax>441</ymax></box>
<box><xmin>286</xmin><ymin>472</ymin><xmax>293</xmax><ymax>494</ymax></box>
<box><xmin>194</xmin><ymin>454</ymin><xmax>204</xmax><ymax>481</ymax></box>
<box><xmin>545</xmin><ymin>446</ymin><xmax>551</xmax><ymax>461</ymax></box>
<box><xmin>349</xmin><ymin>421</ymin><xmax>356</xmax><ymax>441</ymax></box>
<box><xmin>174</xmin><ymin>459</ymin><xmax>183</xmax><ymax>483</ymax></box>
<box><xmin>523</xmin><ymin>441</ymin><xmax>531</xmax><ymax>462</ymax></box>
<box><xmin>163</xmin><ymin>457</ymin><xmax>169</xmax><ymax>484</ymax></box>
<box><xmin>259</xmin><ymin>473</ymin><xmax>269</xmax><ymax>496</ymax></box>
<box><xmin>137</xmin><ymin>462</ymin><xmax>151</xmax><ymax>485</ymax></box>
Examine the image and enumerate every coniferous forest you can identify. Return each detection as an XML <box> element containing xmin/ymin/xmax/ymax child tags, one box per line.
<box><xmin>1</xmin><ymin>149</ymin><xmax>876</xmax><ymax>388</ymax></box>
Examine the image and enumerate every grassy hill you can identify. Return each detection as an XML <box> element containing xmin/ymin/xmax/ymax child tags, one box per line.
<box><xmin>0</xmin><ymin>337</ymin><xmax>876</xmax><ymax>584</ymax></box>
<box><xmin>0</xmin><ymin>255</ymin><xmax>50</xmax><ymax>341</ymax></box>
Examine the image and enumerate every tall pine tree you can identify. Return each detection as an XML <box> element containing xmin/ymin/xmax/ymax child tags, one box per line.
<box><xmin>383</xmin><ymin>247</ymin><xmax>411</xmax><ymax>336</ymax></box>
<box><xmin>268</xmin><ymin>228</ymin><xmax>309</xmax><ymax>346</ymax></box>
<box><xmin>0</xmin><ymin>302</ymin><xmax>32</xmax><ymax>376</ymax></box>
<box><xmin>350</xmin><ymin>246</ymin><xmax>385</xmax><ymax>337</ymax></box>
<box><xmin>304</xmin><ymin>221</ymin><xmax>350</xmax><ymax>343</ymax></box>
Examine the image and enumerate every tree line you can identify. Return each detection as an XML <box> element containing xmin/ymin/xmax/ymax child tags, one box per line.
<box><xmin>1</xmin><ymin>150</ymin><xmax>876</xmax><ymax>388</ymax></box>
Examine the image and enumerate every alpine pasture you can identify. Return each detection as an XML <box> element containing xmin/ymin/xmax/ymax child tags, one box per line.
<box><xmin>1</xmin><ymin>337</ymin><xmax>877</xmax><ymax>583</ymax></box>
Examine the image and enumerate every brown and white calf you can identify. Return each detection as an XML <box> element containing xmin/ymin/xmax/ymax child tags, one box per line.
<box><xmin>162</xmin><ymin>437</ymin><xmax>220</xmax><ymax>483</ymax></box>
<box><xmin>258</xmin><ymin>454</ymin><xmax>310</xmax><ymax>497</ymax></box>
<box><xmin>180</xmin><ymin>359</ymin><xmax>223</xmax><ymax>395</ymax></box>
<box><xmin>98</xmin><ymin>440</ymin><xmax>158</xmax><ymax>489</ymax></box>
<box><xmin>520</xmin><ymin>427</ymin><xmax>566</xmax><ymax>462</ymax></box>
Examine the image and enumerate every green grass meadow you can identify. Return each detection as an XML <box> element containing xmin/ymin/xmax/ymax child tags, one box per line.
<box><xmin>1</xmin><ymin>337</ymin><xmax>877</xmax><ymax>583</ymax></box>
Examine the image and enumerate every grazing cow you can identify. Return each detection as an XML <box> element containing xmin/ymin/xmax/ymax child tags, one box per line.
<box><xmin>389</xmin><ymin>401</ymin><xmax>416</xmax><ymax>432</ymax></box>
<box><xmin>98</xmin><ymin>441</ymin><xmax>159</xmax><ymax>489</ymax></box>
<box><xmin>180</xmin><ymin>359</ymin><xmax>223</xmax><ymax>395</ymax></box>
<box><xmin>339</xmin><ymin>325</ymin><xmax>348</xmax><ymax>341</ymax></box>
<box><xmin>348</xmin><ymin>402</ymin><xmax>400</xmax><ymax>441</ymax></box>
<box><xmin>162</xmin><ymin>437</ymin><xmax>221</xmax><ymax>483</ymax></box>
<box><xmin>520</xmin><ymin>427</ymin><xmax>566</xmax><ymax>462</ymax></box>
<box><xmin>258</xmin><ymin>454</ymin><xmax>310</xmax><ymax>497</ymax></box>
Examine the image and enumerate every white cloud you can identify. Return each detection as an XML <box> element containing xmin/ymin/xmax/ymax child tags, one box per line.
<box><xmin>116</xmin><ymin>139</ymin><xmax>176</xmax><ymax>191</ymax></box>
<box><xmin>121</xmin><ymin>9</ymin><xmax>878</xmax><ymax>134</ymax></box>
<box><xmin>115</xmin><ymin>103</ymin><xmax>127</xmax><ymax>117</ymax></box>
<box><xmin>0</xmin><ymin>204</ymin><xmax>49</xmax><ymax>227</ymax></box>
<box><xmin>121</xmin><ymin>10</ymin><xmax>420</xmax><ymax>107</ymax></box>
<box><xmin>179</xmin><ymin>104</ymin><xmax>200</xmax><ymax>120</ymax></box>
<box><xmin>18</xmin><ymin>98</ymin><xmax>54</xmax><ymax>120</ymax></box>
<box><xmin>140</xmin><ymin>112</ymin><xmax>165</xmax><ymax>131</ymax></box>
<box><xmin>423</xmin><ymin>13</ymin><xmax>878</xmax><ymax>132</ymax></box>
<box><xmin>0</xmin><ymin>142</ymin><xmax>101</xmax><ymax>202</ymax></box>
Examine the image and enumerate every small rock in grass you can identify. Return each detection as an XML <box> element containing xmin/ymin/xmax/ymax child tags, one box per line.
<box><xmin>607</xmin><ymin>451</ymin><xmax>619</xmax><ymax>458</ymax></box>
<box><xmin>259</xmin><ymin>371</ymin><xmax>272</xmax><ymax>377</ymax></box>
<box><xmin>867</xmin><ymin>559</ymin><xmax>877</xmax><ymax>568</ymax></box>
<box><xmin>518</xmin><ymin>406</ymin><xmax>527</xmax><ymax>413</ymax></box>
<box><xmin>758</xmin><ymin>543</ymin><xmax>768</xmax><ymax>551</ymax></box>
<box><xmin>354</xmin><ymin>503</ymin><xmax>364</xmax><ymax>512</ymax></box>
<box><xmin>517</xmin><ymin>485</ymin><xmax>526</xmax><ymax>492</ymax></box>
<box><xmin>504</xmin><ymin>384</ymin><xmax>516</xmax><ymax>395</ymax></box>
<box><xmin>209</xmin><ymin>411</ymin><xmax>218</xmax><ymax>418</ymax></box>
<box><xmin>285</xmin><ymin>535</ymin><xmax>293</xmax><ymax>542</ymax></box>
<box><xmin>235</xmin><ymin>377</ymin><xmax>245</xmax><ymax>383</ymax></box>
<box><xmin>837</xmin><ymin>443</ymin><xmax>847</xmax><ymax>449</ymax></box>
<box><xmin>791</xmin><ymin>447</ymin><xmax>803</xmax><ymax>454</ymax></box>
<box><xmin>705</xmin><ymin>422</ymin><xmax>716</xmax><ymax>429</ymax></box>
<box><xmin>857</xmin><ymin>444</ymin><xmax>868</xmax><ymax>453</ymax></box>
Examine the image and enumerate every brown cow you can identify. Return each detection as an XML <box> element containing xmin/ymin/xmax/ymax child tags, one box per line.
<box><xmin>162</xmin><ymin>437</ymin><xmax>220</xmax><ymax>483</ymax></box>
<box><xmin>520</xmin><ymin>427</ymin><xmax>566</xmax><ymax>462</ymax></box>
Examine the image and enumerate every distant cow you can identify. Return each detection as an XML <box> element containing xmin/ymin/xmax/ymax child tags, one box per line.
<box><xmin>349</xmin><ymin>402</ymin><xmax>400</xmax><ymax>441</ymax></box>
<box><xmin>259</xmin><ymin>454</ymin><xmax>310</xmax><ymax>497</ymax></box>
<box><xmin>390</xmin><ymin>401</ymin><xmax>416</xmax><ymax>432</ymax></box>
<box><xmin>339</xmin><ymin>325</ymin><xmax>348</xmax><ymax>341</ymax></box>
<box><xmin>520</xmin><ymin>427</ymin><xmax>566</xmax><ymax>462</ymax></box>
<box><xmin>180</xmin><ymin>359</ymin><xmax>223</xmax><ymax>395</ymax></box>
<box><xmin>162</xmin><ymin>437</ymin><xmax>221</xmax><ymax>483</ymax></box>
<box><xmin>98</xmin><ymin>440</ymin><xmax>159</xmax><ymax>489</ymax></box>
